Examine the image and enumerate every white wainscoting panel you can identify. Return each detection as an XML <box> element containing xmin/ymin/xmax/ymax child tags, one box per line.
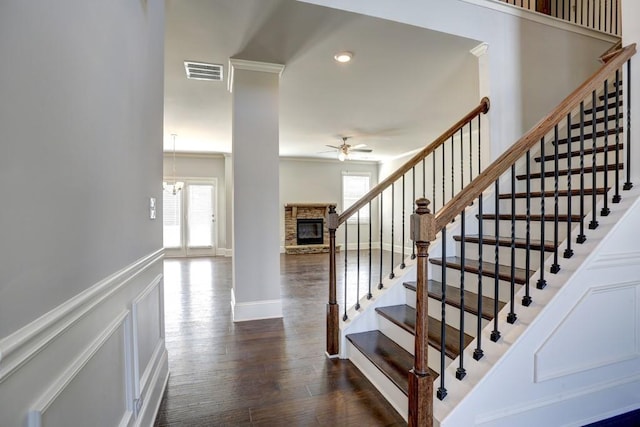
<box><xmin>0</xmin><ymin>249</ymin><xmax>167</xmax><ymax>427</ymax></box>
<box><xmin>534</xmin><ymin>282</ymin><xmax>640</xmax><ymax>382</ymax></box>
<box><xmin>28</xmin><ymin>312</ymin><xmax>131</xmax><ymax>427</ymax></box>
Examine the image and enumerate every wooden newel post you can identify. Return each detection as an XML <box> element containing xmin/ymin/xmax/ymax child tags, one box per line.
<box><xmin>408</xmin><ymin>198</ymin><xmax>436</xmax><ymax>427</ymax></box>
<box><xmin>326</xmin><ymin>205</ymin><xmax>340</xmax><ymax>357</ymax></box>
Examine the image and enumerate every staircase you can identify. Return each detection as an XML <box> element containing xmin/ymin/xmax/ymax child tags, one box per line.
<box><xmin>326</xmin><ymin>44</ymin><xmax>637</xmax><ymax>426</ymax></box>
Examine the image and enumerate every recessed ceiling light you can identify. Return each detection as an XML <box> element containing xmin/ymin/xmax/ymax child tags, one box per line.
<box><xmin>334</xmin><ymin>51</ymin><xmax>353</xmax><ymax>63</ymax></box>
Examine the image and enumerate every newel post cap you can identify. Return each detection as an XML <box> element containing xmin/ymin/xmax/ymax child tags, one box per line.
<box><xmin>411</xmin><ymin>198</ymin><xmax>436</xmax><ymax>242</ymax></box>
<box><xmin>327</xmin><ymin>205</ymin><xmax>338</xmax><ymax>230</ymax></box>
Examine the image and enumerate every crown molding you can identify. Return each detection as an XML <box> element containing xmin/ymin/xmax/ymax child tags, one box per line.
<box><xmin>227</xmin><ymin>59</ymin><xmax>285</xmax><ymax>92</ymax></box>
<box><xmin>470</xmin><ymin>42</ymin><xmax>489</xmax><ymax>57</ymax></box>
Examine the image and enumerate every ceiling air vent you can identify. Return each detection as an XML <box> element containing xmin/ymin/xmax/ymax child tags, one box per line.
<box><xmin>184</xmin><ymin>61</ymin><xmax>223</xmax><ymax>82</ymax></box>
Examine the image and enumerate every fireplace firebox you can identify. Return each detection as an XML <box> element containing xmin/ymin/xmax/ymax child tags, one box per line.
<box><xmin>297</xmin><ymin>218</ymin><xmax>324</xmax><ymax>245</ymax></box>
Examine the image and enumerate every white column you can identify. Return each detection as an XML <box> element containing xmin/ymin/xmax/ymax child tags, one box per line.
<box><xmin>622</xmin><ymin>0</ymin><xmax>640</xmax><ymax>185</ymax></box>
<box><xmin>229</xmin><ymin>59</ymin><xmax>285</xmax><ymax>321</ymax></box>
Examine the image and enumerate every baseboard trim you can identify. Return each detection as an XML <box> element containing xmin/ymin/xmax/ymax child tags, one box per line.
<box><xmin>0</xmin><ymin>248</ymin><xmax>164</xmax><ymax>384</ymax></box>
<box><xmin>230</xmin><ymin>289</ymin><xmax>283</xmax><ymax>322</ymax></box>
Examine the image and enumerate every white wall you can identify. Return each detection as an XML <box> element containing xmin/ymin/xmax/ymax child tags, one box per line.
<box><xmin>0</xmin><ymin>1</ymin><xmax>167</xmax><ymax>426</ymax></box>
<box><xmin>163</xmin><ymin>153</ymin><xmax>228</xmax><ymax>251</ymax></box>
<box><xmin>622</xmin><ymin>0</ymin><xmax>640</xmax><ymax>186</ymax></box>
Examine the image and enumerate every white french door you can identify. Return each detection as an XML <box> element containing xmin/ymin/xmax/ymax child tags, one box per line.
<box><xmin>163</xmin><ymin>179</ymin><xmax>217</xmax><ymax>257</ymax></box>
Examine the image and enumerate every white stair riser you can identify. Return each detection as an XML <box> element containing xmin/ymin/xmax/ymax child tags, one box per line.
<box><xmin>427</xmin><ymin>297</ymin><xmax>489</xmax><ymax>337</ymax></box>
<box><xmin>377</xmin><ymin>315</ymin><xmax>453</xmax><ymax>374</ymax></box>
<box><xmin>430</xmin><ymin>263</ymin><xmax>523</xmax><ymax>302</ymax></box>
<box><xmin>457</xmin><ymin>241</ymin><xmax>552</xmax><ymax>271</ymax></box>
<box><xmin>346</xmin><ymin>341</ymin><xmax>408</xmax><ymax>421</ymax></box>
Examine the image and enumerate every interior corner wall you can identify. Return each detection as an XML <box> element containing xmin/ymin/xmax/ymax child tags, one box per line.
<box><xmin>0</xmin><ymin>1</ymin><xmax>167</xmax><ymax>426</ymax></box>
<box><xmin>163</xmin><ymin>154</ymin><xmax>228</xmax><ymax>251</ymax></box>
<box><xmin>298</xmin><ymin>0</ymin><xmax>614</xmax><ymax>160</ymax></box>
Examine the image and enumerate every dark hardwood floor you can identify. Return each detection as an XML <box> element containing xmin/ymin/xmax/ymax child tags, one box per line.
<box><xmin>154</xmin><ymin>252</ymin><xmax>406</xmax><ymax>426</ymax></box>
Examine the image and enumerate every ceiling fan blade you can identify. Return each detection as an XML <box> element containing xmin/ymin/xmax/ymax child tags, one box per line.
<box><xmin>325</xmin><ymin>144</ymin><xmax>340</xmax><ymax>150</ymax></box>
<box><xmin>351</xmin><ymin>148</ymin><xmax>373</xmax><ymax>153</ymax></box>
<box><xmin>351</xmin><ymin>143</ymin><xmax>368</xmax><ymax>149</ymax></box>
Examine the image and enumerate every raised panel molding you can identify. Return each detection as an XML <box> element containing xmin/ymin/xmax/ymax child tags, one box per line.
<box><xmin>588</xmin><ymin>251</ymin><xmax>640</xmax><ymax>270</ymax></box>
<box><xmin>534</xmin><ymin>281</ymin><xmax>640</xmax><ymax>382</ymax></box>
<box><xmin>28</xmin><ymin>311</ymin><xmax>131</xmax><ymax>427</ymax></box>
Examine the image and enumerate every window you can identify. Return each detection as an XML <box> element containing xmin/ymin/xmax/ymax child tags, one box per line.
<box><xmin>163</xmin><ymin>191</ymin><xmax>182</xmax><ymax>248</ymax></box>
<box><xmin>342</xmin><ymin>173</ymin><xmax>370</xmax><ymax>222</ymax></box>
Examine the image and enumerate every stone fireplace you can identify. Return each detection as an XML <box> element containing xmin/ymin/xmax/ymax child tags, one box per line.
<box><xmin>284</xmin><ymin>203</ymin><xmax>340</xmax><ymax>254</ymax></box>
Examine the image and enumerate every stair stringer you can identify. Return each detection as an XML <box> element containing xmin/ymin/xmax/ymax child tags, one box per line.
<box><xmin>435</xmin><ymin>186</ymin><xmax>640</xmax><ymax>427</ymax></box>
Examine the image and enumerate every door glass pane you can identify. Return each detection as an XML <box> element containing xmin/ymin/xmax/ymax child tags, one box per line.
<box><xmin>163</xmin><ymin>191</ymin><xmax>182</xmax><ymax>248</ymax></box>
<box><xmin>187</xmin><ymin>184</ymin><xmax>213</xmax><ymax>247</ymax></box>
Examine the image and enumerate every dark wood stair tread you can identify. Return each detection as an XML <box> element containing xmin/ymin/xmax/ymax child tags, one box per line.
<box><xmin>375</xmin><ymin>305</ymin><xmax>472</xmax><ymax>360</ymax></box>
<box><xmin>517</xmin><ymin>163</ymin><xmax>623</xmax><ymax>180</ymax></box>
<box><xmin>404</xmin><ymin>280</ymin><xmax>504</xmax><ymax>321</ymax></box>
<box><xmin>570</xmin><ymin>113</ymin><xmax>623</xmax><ymax>129</ymax></box>
<box><xmin>498</xmin><ymin>188</ymin><xmax>608</xmax><ymax>199</ymax></box>
<box><xmin>553</xmin><ymin>127</ymin><xmax>623</xmax><ymax>145</ymax></box>
<box><xmin>535</xmin><ymin>143</ymin><xmax>623</xmax><ymax>162</ymax></box>
<box><xmin>477</xmin><ymin>213</ymin><xmax>583</xmax><ymax>222</ymax></box>
<box><xmin>429</xmin><ymin>256</ymin><xmax>532</xmax><ymax>285</ymax></box>
<box><xmin>346</xmin><ymin>330</ymin><xmax>437</xmax><ymax>395</ymax></box>
<box><xmin>454</xmin><ymin>234</ymin><xmax>555</xmax><ymax>252</ymax></box>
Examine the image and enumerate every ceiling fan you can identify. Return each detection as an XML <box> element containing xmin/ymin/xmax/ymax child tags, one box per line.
<box><xmin>326</xmin><ymin>137</ymin><xmax>373</xmax><ymax>161</ymax></box>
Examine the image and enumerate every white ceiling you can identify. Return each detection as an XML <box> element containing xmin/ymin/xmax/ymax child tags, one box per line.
<box><xmin>164</xmin><ymin>0</ymin><xmax>482</xmax><ymax>161</ymax></box>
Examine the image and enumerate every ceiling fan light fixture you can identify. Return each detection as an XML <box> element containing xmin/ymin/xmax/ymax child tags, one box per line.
<box><xmin>334</xmin><ymin>51</ymin><xmax>353</xmax><ymax>63</ymax></box>
<box><xmin>337</xmin><ymin>151</ymin><xmax>346</xmax><ymax>161</ymax></box>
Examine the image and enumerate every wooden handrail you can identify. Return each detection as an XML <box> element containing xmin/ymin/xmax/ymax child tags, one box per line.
<box><xmin>435</xmin><ymin>44</ymin><xmax>636</xmax><ymax>231</ymax></box>
<box><xmin>337</xmin><ymin>97</ymin><xmax>490</xmax><ymax>225</ymax></box>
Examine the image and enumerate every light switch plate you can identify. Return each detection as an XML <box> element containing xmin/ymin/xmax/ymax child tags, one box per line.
<box><xmin>149</xmin><ymin>197</ymin><xmax>156</xmax><ymax>219</ymax></box>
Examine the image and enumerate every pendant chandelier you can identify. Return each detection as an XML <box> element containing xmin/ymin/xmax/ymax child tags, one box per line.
<box><xmin>163</xmin><ymin>134</ymin><xmax>184</xmax><ymax>195</ymax></box>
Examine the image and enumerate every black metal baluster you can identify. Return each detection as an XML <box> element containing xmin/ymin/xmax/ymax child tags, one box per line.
<box><xmin>368</xmin><ymin>202</ymin><xmax>373</xmax><ymax>299</ymax></box>
<box><xmin>343</xmin><ymin>225</ymin><xmax>348</xmax><ymax>320</ymax></box>
<box><xmin>624</xmin><ymin>60</ymin><xmax>633</xmax><ymax>191</ymax></box>
<box><xmin>551</xmin><ymin>125</ymin><xmax>561</xmax><ymax>273</ymax></box>
<box><xmin>537</xmin><ymin>136</ymin><xmax>548</xmax><ymax>290</ymax></box>
<box><xmin>586</xmin><ymin>0</ymin><xmax>590</xmax><ymax>28</ymax></box>
<box><xmin>469</xmin><ymin>121</ymin><xmax>473</xmax><ymax>182</ymax></box>
<box><xmin>412</xmin><ymin>167</ymin><xmax>416</xmax><ymax>260</ymax></box>
<box><xmin>613</xmin><ymin>70</ymin><xmax>621</xmax><ymax>202</ymax></box>
<box><xmin>460</xmin><ymin>128</ymin><xmax>465</xmax><ymax>192</ymax></box>
<box><xmin>602</xmin><ymin>78</ymin><xmax>611</xmax><ymax>214</ymax></box>
<box><xmin>390</xmin><ymin>183</ymin><xmax>395</xmax><ymax>279</ymax></box>
<box><xmin>401</xmin><ymin>175</ymin><xmax>406</xmax><ymax>269</ymax></box>
<box><xmin>589</xmin><ymin>89</ymin><xmax>599</xmax><ymax>230</ymax></box>
<box><xmin>356</xmin><ymin>211</ymin><xmax>361</xmax><ymax>311</ymax></box>
<box><xmin>564</xmin><ymin>112</ymin><xmax>574</xmax><ymax>259</ymax></box>
<box><xmin>451</xmin><ymin>135</ymin><xmax>455</xmax><ymax>203</ymax></box>
<box><xmin>577</xmin><ymin>102</ymin><xmax>587</xmax><ymax>244</ymax></box>
<box><xmin>598</xmin><ymin>0</ymin><xmax>602</xmax><ymax>31</ymax></box>
<box><xmin>478</xmin><ymin>115</ymin><xmax>482</xmax><ymax>177</ymax></box>
<box><xmin>491</xmin><ymin>180</ymin><xmax>501</xmax><ymax>342</ymax></box>
<box><xmin>442</xmin><ymin>144</ymin><xmax>446</xmax><ymax>208</ymax></box>
<box><xmin>457</xmin><ymin>209</ymin><xmax>467</xmax><ymax>380</ymax></box>
<box><xmin>437</xmin><ymin>227</ymin><xmax>448</xmax><ymax>400</ymax></box>
<box><xmin>379</xmin><ymin>193</ymin><xmax>384</xmax><ymax>289</ymax></box>
<box><xmin>473</xmin><ymin>193</ymin><xmax>484</xmax><ymax>361</ymax></box>
<box><xmin>508</xmin><ymin>165</ymin><xmax>517</xmax><ymax>323</ymax></box>
<box><xmin>523</xmin><ymin>151</ymin><xmax>533</xmax><ymax>306</ymax></box>
<box><xmin>433</xmin><ymin>150</ymin><xmax>437</xmax><ymax>210</ymax></box>
<box><xmin>422</xmin><ymin>158</ymin><xmax>426</xmax><ymax>199</ymax></box>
